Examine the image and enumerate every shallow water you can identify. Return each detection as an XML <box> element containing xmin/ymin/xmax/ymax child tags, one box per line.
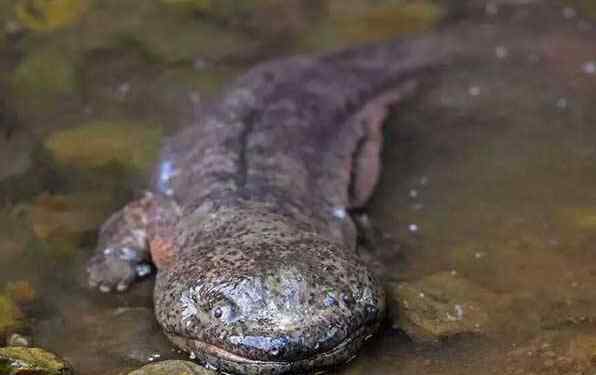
<box><xmin>1</xmin><ymin>0</ymin><xmax>596</xmax><ymax>374</ymax></box>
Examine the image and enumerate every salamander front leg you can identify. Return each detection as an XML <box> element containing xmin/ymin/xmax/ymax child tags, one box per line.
<box><xmin>87</xmin><ymin>192</ymin><xmax>180</xmax><ymax>292</ymax></box>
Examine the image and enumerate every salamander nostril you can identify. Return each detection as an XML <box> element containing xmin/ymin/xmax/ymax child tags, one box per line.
<box><xmin>365</xmin><ymin>304</ymin><xmax>378</xmax><ymax>322</ymax></box>
<box><xmin>340</xmin><ymin>292</ymin><xmax>355</xmax><ymax>307</ymax></box>
<box><xmin>270</xmin><ymin>336</ymin><xmax>289</xmax><ymax>357</ymax></box>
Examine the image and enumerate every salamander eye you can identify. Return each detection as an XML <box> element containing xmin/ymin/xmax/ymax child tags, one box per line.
<box><xmin>210</xmin><ymin>300</ymin><xmax>236</xmax><ymax>322</ymax></box>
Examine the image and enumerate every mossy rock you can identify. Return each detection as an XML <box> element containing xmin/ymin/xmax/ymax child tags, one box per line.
<box><xmin>43</xmin><ymin>121</ymin><xmax>162</xmax><ymax>172</ymax></box>
<box><xmin>0</xmin><ymin>347</ymin><xmax>73</xmax><ymax>375</ymax></box>
<box><xmin>15</xmin><ymin>0</ymin><xmax>89</xmax><ymax>31</ymax></box>
<box><xmin>128</xmin><ymin>360</ymin><xmax>215</xmax><ymax>375</ymax></box>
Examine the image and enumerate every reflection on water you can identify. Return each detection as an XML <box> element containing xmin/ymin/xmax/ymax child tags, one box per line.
<box><xmin>1</xmin><ymin>0</ymin><xmax>596</xmax><ymax>374</ymax></box>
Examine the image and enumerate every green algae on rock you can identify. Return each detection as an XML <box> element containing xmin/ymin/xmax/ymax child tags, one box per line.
<box><xmin>0</xmin><ymin>295</ymin><xmax>24</xmax><ymax>342</ymax></box>
<box><xmin>127</xmin><ymin>360</ymin><xmax>216</xmax><ymax>375</ymax></box>
<box><xmin>388</xmin><ymin>272</ymin><xmax>499</xmax><ymax>343</ymax></box>
<box><xmin>44</xmin><ymin>121</ymin><xmax>162</xmax><ymax>172</ymax></box>
<box><xmin>0</xmin><ymin>347</ymin><xmax>73</xmax><ymax>375</ymax></box>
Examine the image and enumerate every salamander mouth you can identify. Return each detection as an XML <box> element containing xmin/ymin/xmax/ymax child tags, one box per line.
<box><xmin>165</xmin><ymin>323</ymin><xmax>378</xmax><ymax>375</ymax></box>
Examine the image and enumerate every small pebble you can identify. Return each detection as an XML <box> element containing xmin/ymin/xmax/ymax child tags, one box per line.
<box><xmin>485</xmin><ymin>2</ymin><xmax>499</xmax><ymax>15</ymax></box>
<box><xmin>99</xmin><ymin>285</ymin><xmax>111</xmax><ymax>293</ymax></box>
<box><xmin>582</xmin><ymin>61</ymin><xmax>596</xmax><ymax>75</ymax></box>
<box><xmin>562</xmin><ymin>7</ymin><xmax>576</xmax><ymax>19</ymax></box>
<box><xmin>469</xmin><ymin>86</ymin><xmax>481</xmax><ymax>97</ymax></box>
<box><xmin>8</xmin><ymin>333</ymin><xmax>30</xmax><ymax>347</ymax></box>
<box><xmin>495</xmin><ymin>46</ymin><xmax>509</xmax><ymax>59</ymax></box>
<box><xmin>408</xmin><ymin>224</ymin><xmax>419</xmax><ymax>233</ymax></box>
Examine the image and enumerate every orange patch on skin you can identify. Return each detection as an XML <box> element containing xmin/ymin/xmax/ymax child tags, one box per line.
<box><xmin>150</xmin><ymin>237</ymin><xmax>176</xmax><ymax>269</ymax></box>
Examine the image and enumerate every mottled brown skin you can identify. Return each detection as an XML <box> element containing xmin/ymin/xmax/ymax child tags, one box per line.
<box><xmin>87</xmin><ymin>38</ymin><xmax>442</xmax><ymax>374</ymax></box>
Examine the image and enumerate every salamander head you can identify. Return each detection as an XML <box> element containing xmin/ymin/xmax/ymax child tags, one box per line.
<box><xmin>154</xmin><ymin>213</ymin><xmax>384</xmax><ymax>374</ymax></box>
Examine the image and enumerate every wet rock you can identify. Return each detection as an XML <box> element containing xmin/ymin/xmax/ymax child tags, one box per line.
<box><xmin>44</xmin><ymin>121</ymin><xmax>162</xmax><ymax>172</ymax></box>
<box><xmin>0</xmin><ymin>346</ymin><xmax>73</xmax><ymax>375</ymax></box>
<box><xmin>387</xmin><ymin>271</ymin><xmax>500</xmax><ymax>343</ymax></box>
<box><xmin>15</xmin><ymin>0</ymin><xmax>89</xmax><ymax>31</ymax></box>
<box><xmin>31</xmin><ymin>192</ymin><xmax>114</xmax><ymax>254</ymax></box>
<box><xmin>7</xmin><ymin>333</ymin><xmax>30</xmax><ymax>347</ymax></box>
<box><xmin>127</xmin><ymin>360</ymin><xmax>215</xmax><ymax>375</ymax></box>
<box><xmin>0</xmin><ymin>294</ymin><xmax>24</xmax><ymax>342</ymax></box>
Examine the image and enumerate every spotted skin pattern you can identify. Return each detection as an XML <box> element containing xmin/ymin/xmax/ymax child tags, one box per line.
<box><xmin>87</xmin><ymin>38</ymin><xmax>442</xmax><ymax>374</ymax></box>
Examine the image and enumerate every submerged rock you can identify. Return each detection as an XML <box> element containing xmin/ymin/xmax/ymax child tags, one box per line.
<box><xmin>94</xmin><ymin>308</ymin><xmax>173</xmax><ymax>364</ymax></box>
<box><xmin>0</xmin><ymin>294</ymin><xmax>24</xmax><ymax>342</ymax></box>
<box><xmin>300</xmin><ymin>1</ymin><xmax>444</xmax><ymax>52</ymax></box>
<box><xmin>568</xmin><ymin>334</ymin><xmax>596</xmax><ymax>365</ymax></box>
<box><xmin>15</xmin><ymin>0</ymin><xmax>89</xmax><ymax>31</ymax></box>
<box><xmin>160</xmin><ymin>0</ymin><xmax>311</xmax><ymax>36</ymax></box>
<box><xmin>43</xmin><ymin>121</ymin><xmax>162</xmax><ymax>172</ymax></box>
<box><xmin>4</xmin><ymin>281</ymin><xmax>36</xmax><ymax>306</ymax></box>
<box><xmin>0</xmin><ymin>129</ymin><xmax>34</xmax><ymax>183</ymax></box>
<box><xmin>31</xmin><ymin>192</ymin><xmax>114</xmax><ymax>250</ymax></box>
<box><xmin>0</xmin><ymin>347</ymin><xmax>73</xmax><ymax>375</ymax></box>
<box><xmin>128</xmin><ymin>360</ymin><xmax>215</xmax><ymax>375</ymax></box>
<box><xmin>76</xmin><ymin>1</ymin><xmax>260</xmax><ymax>64</ymax></box>
<box><xmin>387</xmin><ymin>271</ymin><xmax>500</xmax><ymax>343</ymax></box>
<box><xmin>11</xmin><ymin>48</ymin><xmax>79</xmax><ymax>103</ymax></box>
